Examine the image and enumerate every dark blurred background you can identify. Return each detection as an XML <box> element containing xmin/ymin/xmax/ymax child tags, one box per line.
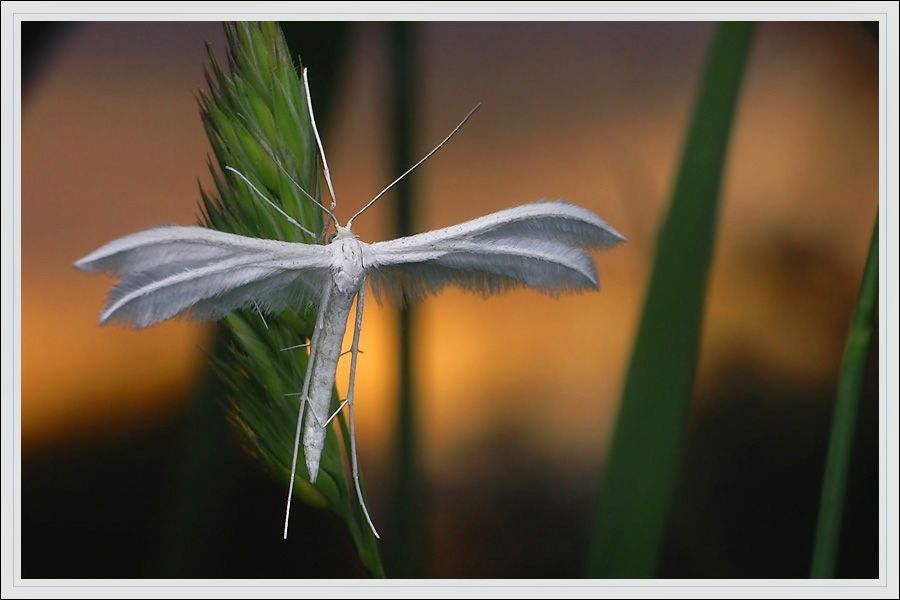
<box><xmin>21</xmin><ymin>21</ymin><xmax>877</xmax><ymax>578</ymax></box>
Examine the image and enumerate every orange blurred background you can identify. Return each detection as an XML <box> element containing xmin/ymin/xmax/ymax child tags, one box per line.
<box><xmin>21</xmin><ymin>21</ymin><xmax>877</xmax><ymax>577</ymax></box>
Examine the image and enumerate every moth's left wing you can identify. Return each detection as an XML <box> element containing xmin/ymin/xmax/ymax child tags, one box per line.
<box><xmin>76</xmin><ymin>226</ymin><xmax>332</xmax><ymax>327</ymax></box>
<box><xmin>365</xmin><ymin>201</ymin><xmax>624</xmax><ymax>304</ymax></box>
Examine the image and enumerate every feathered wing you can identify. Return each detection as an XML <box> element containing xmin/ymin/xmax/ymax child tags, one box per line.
<box><xmin>365</xmin><ymin>200</ymin><xmax>625</xmax><ymax>304</ymax></box>
<box><xmin>75</xmin><ymin>226</ymin><xmax>332</xmax><ymax>327</ymax></box>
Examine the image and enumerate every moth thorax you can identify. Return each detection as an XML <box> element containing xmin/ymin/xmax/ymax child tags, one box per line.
<box><xmin>331</xmin><ymin>237</ymin><xmax>366</xmax><ymax>293</ymax></box>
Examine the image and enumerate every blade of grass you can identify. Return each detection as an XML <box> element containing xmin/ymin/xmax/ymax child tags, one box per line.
<box><xmin>278</xmin><ymin>27</ymin><xmax>386</xmax><ymax>577</ymax></box>
<box><xmin>587</xmin><ymin>22</ymin><xmax>756</xmax><ymax>578</ymax></box>
<box><xmin>385</xmin><ymin>22</ymin><xmax>429</xmax><ymax>578</ymax></box>
<box><xmin>153</xmin><ymin>22</ymin><xmax>384</xmax><ymax>577</ymax></box>
<box><xmin>810</xmin><ymin>217</ymin><xmax>879</xmax><ymax>578</ymax></box>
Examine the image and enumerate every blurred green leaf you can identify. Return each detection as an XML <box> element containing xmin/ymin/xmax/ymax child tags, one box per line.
<box><xmin>811</xmin><ymin>217</ymin><xmax>878</xmax><ymax>578</ymax></box>
<box><xmin>587</xmin><ymin>22</ymin><xmax>756</xmax><ymax>578</ymax></box>
<box><xmin>199</xmin><ymin>21</ymin><xmax>383</xmax><ymax>577</ymax></box>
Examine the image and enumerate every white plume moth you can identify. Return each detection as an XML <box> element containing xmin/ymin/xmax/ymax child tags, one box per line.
<box><xmin>76</xmin><ymin>69</ymin><xmax>625</xmax><ymax>540</ymax></box>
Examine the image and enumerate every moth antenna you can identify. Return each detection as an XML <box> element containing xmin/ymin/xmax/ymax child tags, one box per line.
<box><xmin>234</xmin><ymin>111</ymin><xmax>339</xmax><ymax>232</ymax></box>
<box><xmin>225</xmin><ymin>166</ymin><xmax>316</xmax><ymax>239</ymax></box>
<box><xmin>347</xmin><ymin>102</ymin><xmax>482</xmax><ymax>228</ymax></box>
<box><xmin>269</xmin><ymin>154</ymin><xmax>340</xmax><ymax>227</ymax></box>
<box><xmin>302</xmin><ymin>68</ymin><xmax>338</xmax><ymax>213</ymax></box>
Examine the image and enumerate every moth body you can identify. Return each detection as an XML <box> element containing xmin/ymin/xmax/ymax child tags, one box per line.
<box><xmin>299</xmin><ymin>234</ymin><xmax>366</xmax><ymax>481</ymax></box>
<box><xmin>302</xmin><ymin>281</ymin><xmax>355</xmax><ymax>482</ymax></box>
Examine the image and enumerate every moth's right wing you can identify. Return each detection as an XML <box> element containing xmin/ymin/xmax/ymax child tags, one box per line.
<box><xmin>76</xmin><ymin>226</ymin><xmax>332</xmax><ymax>327</ymax></box>
<box><xmin>365</xmin><ymin>200</ymin><xmax>625</xmax><ymax>304</ymax></box>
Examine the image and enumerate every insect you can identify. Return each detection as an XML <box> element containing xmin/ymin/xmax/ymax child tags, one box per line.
<box><xmin>76</xmin><ymin>68</ymin><xmax>625</xmax><ymax>541</ymax></box>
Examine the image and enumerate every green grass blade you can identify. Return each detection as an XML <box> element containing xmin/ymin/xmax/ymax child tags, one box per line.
<box><xmin>385</xmin><ymin>22</ymin><xmax>429</xmax><ymax>578</ymax></box>
<box><xmin>587</xmin><ymin>22</ymin><xmax>756</xmax><ymax>578</ymax></box>
<box><xmin>810</xmin><ymin>217</ymin><xmax>879</xmax><ymax>578</ymax></box>
<box><xmin>198</xmin><ymin>21</ymin><xmax>382</xmax><ymax>576</ymax></box>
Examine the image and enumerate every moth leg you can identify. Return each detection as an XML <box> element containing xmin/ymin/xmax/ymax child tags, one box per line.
<box><xmin>347</xmin><ymin>282</ymin><xmax>380</xmax><ymax>538</ymax></box>
<box><xmin>251</xmin><ymin>300</ymin><xmax>268</xmax><ymax>329</ymax></box>
<box><xmin>304</xmin><ymin>397</ymin><xmax>326</xmax><ymax>429</ymax></box>
<box><xmin>300</xmin><ymin>395</ymin><xmax>334</xmax><ymax>429</ymax></box>
<box><xmin>280</xmin><ymin>342</ymin><xmax>310</xmax><ymax>352</ymax></box>
<box><xmin>298</xmin><ymin>374</ymin><xmax>358</xmax><ymax>429</ymax></box>
<box><xmin>322</xmin><ymin>398</ymin><xmax>350</xmax><ymax>428</ymax></box>
<box><xmin>282</xmin><ymin>343</ymin><xmax>361</xmax><ymax>355</ymax></box>
<box><xmin>310</xmin><ymin>351</ymin><xmax>372</xmax><ymax>429</ymax></box>
<box><xmin>286</xmin><ymin>392</ymin><xmax>345</xmax><ymax>428</ymax></box>
<box><xmin>284</xmin><ymin>284</ymin><xmax>333</xmax><ymax>540</ymax></box>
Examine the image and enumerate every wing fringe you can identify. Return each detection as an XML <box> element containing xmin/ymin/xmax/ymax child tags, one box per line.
<box><xmin>76</xmin><ymin>226</ymin><xmax>331</xmax><ymax>327</ymax></box>
<box><xmin>367</xmin><ymin>201</ymin><xmax>624</xmax><ymax>305</ymax></box>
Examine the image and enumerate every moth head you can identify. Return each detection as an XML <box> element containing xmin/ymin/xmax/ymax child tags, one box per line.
<box><xmin>331</xmin><ymin>223</ymin><xmax>356</xmax><ymax>242</ymax></box>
